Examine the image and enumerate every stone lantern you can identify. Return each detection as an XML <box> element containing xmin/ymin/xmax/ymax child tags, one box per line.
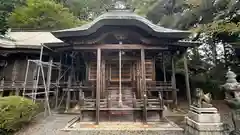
<box><xmin>222</xmin><ymin>68</ymin><xmax>240</xmax><ymax>100</ymax></box>
<box><xmin>222</xmin><ymin>68</ymin><xmax>240</xmax><ymax>134</ymax></box>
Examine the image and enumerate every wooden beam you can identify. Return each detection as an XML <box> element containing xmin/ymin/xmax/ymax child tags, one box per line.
<box><xmin>171</xmin><ymin>56</ymin><xmax>177</xmax><ymax>108</ymax></box>
<box><xmin>96</xmin><ymin>48</ymin><xmax>101</xmax><ymax>125</ymax></box>
<box><xmin>73</xmin><ymin>44</ymin><xmax>168</xmax><ymax>50</ymax></box>
<box><xmin>183</xmin><ymin>53</ymin><xmax>191</xmax><ymax>106</ymax></box>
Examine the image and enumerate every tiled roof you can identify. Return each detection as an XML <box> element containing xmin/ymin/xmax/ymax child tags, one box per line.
<box><xmin>55</xmin><ymin>10</ymin><xmax>188</xmax><ymax>33</ymax></box>
<box><xmin>0</xmin><ymin>32</ymin><xmax>63</xmax><ymax>49</ymax></box>
<box><xmin>52</xmin><ymin>10</ymin><xmax>190</xmax><ymax>39</ymax></box>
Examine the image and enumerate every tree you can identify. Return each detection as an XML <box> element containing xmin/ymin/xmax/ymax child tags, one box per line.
<box><xmin>0</xmin><ymin>0</ymin><xmax>25</xmax><ymax>34</ymax></box>
<box><xmin>0</xmin><ymin>13</ymin><xmax>8</xmax><ymax>35</ymax></box>
<box><xmin>8</xmin><ymin>0</ymin><xmax>84</xmax><ymax>30</ymax></box>
<box><xmin>62</xmin><ymin>0</ymin><xmax>158</xmax><ymax>21</ymax></box>
<box><xmin>128</xmin><ymin>0</ymin><xmax>158</xmax><ymax>16</ymax></box>
<box><xmin>63</xmin><ymin>0</ymin><xmax>113</xmax><ymax>21</ymax></box>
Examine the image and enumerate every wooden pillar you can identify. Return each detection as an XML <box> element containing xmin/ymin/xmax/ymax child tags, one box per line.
<box><xmin>85</xmin><ymin>62</ymin><xmax>89</xmax><ymax>81</ymax></box>
<box><xmin>23</xmin><ymin>60</ymin><xmax>30</xmax><ymax>96</ymax></box>
<box><xmin>183</xmin><ymin>53</ymin><xmax>191</xmax><ymax>106</ymax></box>
<box><xmin>162</xmin><ymin>54</ymin><xmax>166</xmax><ymax>82</ymax></box>
<box><xmin>96</xmin><ymin>48</ymin><xmax>101</xmax><ymax>125</ymax></box>
<box><xmin>162</xmin><ymin>53</ymin><xmax>168</xmax><ymax>107</ymax></box>
<box><xmin>171</xmin><ymin>55</ymin><xmax>177</xmax><ymax>108</ymax></box>
<box><xmin>66</xmin><ymin>53</ymin><xmax>73</xmax><ymax>112</ymax></box>
<box><xmin>12</xmin><ymin>60</ymin><xmax>19</xmax><ymax>96</ymax></box>
<box><xmin>64</xmin><ymin>54</ymin><xmax>68</xmax><ymax>81</ymax></box>
<box><xmin>141</xmin><ymin>49</ymin><xmax>146</xmax><ymax>97</ymax></box>
<box><xmin>101</xmin><ymin>60</ymin><xmax>105</xmax><ymax>98</ymax></box>
<box><xmin>136</xmin><ymin>61</ymin><xmax>141</xmax><ymax>98</ymax></box>
<box><xmin>119</xmin><ymin>50</ymin><xmax>122</xmax><ymax>106</ymax></box>
<box><xmin>0</xmin><ymin>78</ymin><xmax>4</xmax><ymax>97</ymax></box>
<box><xmin>141</xmin><ymin>49</ymin><xmax>147</xmax><ymax>123</ymax></box>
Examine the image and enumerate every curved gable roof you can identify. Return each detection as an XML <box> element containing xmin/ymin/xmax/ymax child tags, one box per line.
<box><xmin>52</xmin><ymin>10</ymin><xmax>191</xmax><ymax>40</ymax></box>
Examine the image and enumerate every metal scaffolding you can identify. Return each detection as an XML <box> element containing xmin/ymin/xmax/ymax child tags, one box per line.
<box><xmin>22</xmin><ymin>45</ymin><xmax>59</xmax><ymax>116</ymax></box>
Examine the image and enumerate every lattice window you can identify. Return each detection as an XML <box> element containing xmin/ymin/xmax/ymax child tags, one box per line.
<box><xmin>145</xmin><ymin>60</ymin><xmax>153</xmax><ymax>80</ymax></box>
<box><xmin>110</xmin><ymin>62</ymin><xmax>131</xmax><ymax>81</ymax></box>
<box><xmin>89</xmin><ymin>62</ymin><xmax>97</xmax><ymax>80</ymax></box>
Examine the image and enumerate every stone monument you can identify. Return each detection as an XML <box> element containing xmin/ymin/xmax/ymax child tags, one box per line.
<box><xmin>185</xmin><ymin>88</ymin><xmax>224</xmax><ymax>135</ymax></box>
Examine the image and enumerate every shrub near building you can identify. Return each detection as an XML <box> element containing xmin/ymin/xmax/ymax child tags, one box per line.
<box><xmin>0</xmin><ymin>96</ymin><xmax>38</xmax><ymax>133</ymax></box>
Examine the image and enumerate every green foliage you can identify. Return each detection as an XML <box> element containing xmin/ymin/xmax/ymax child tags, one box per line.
<box><xmin>63</xmin><ymin>0</ymin><xmax>158</xmax><ymax>20</ymax></box>
<box><xmin>0</xmin><ymin>0</ymin><xmax>25</xmax><ymax>34</ymax></box>
<box><xmin>0</xmin><ymin>96</ymin><xmax>38</xmax><ymax>132</ymax></box>
<box><xmin>129</xmin><ymin>0</ymin><xmax>158</xmax><ymax>16</ymax></box>
<box><xmin>0</xmin><ymin>0</ymin><xmax>25</xmax><ymax>13</ymax></box>
<box><xmin>195</xmin><ymin>21</ymin><xmax>240</xmax><ymax>40</ymax></box>
<box><xmin>0</xmin><ymin>13</ymin><xmax>8</xmax><ymax>35</ymax></box>
<box><xmin>64</xmin><ymin>0</ymin><xmax>112</xmax><ymax>20</ymax></box>
<box><xmin>8</xmin><ymin>0</ymin><xmax>84</xmax><ymax>29</ymax></box>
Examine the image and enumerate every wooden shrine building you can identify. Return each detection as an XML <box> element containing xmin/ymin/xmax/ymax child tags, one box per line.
<box><xmin>0</xmin><ymin>6</ymin><xmax>199</xmax><ymax>124</ymax></box>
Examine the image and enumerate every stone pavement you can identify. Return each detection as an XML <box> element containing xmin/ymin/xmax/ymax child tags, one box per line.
<box><xmin>15</xmin><ymin>100</ymin><xmax>233</xmax><ymax>135</ymax></box>
<box><xmin>15</xmin><ymin>113</ymin><xmax>185</xmax><ymax>135</ymax></box>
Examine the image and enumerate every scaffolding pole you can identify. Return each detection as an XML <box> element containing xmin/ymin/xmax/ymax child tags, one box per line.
<box><xmin>43</xmin><ymin>57</ymin><xmax>52</xmax><ymax>115</ymax></box>
<box><xmin>23</xmin><ymin>60</ymin><xmax>30</xmax><ymax>96</ymax></box>
<box><xmin>33</xmin><ymin>46</ymin><xmax>44</xmax><ymax>103</ymax></box>
<box><xmin>55</xmin><ymin>54</ymin><xmax>62</xmax><ymax>109</ymax></box>
<box><xmin>40</xmin><ymin>63</ymin><xmax>51</xmax><ymax>116</ymax></box>
<box><xmin>22</xmin><ymin>44</ymin><xmax>55</xmax><ymax>116</ymax></box>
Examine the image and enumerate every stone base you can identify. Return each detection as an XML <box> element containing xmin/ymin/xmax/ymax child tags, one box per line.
<box><xmin>62</xmin><ymin>117</ymin><xmax>184</xmax><ymax>135</ymax></box>
<box><xmin>185</xmin><ymin>106</ymin><xmax>224</xmax><ymax>135</ymax></box>
<box><xmin>187</xmin><ymin>108</ymin><xmax>221</xmax><ymax>123</ymax></box>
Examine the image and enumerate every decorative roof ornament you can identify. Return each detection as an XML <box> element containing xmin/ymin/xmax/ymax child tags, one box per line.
<box><xmin>107</xmin><ymin>0</ymin><xmax>134</xmax><ymax>12</ymax></box>
<box><xmin>114</xmin><ymin>0</ymin><xmax>127</xmax><ymax>9</ymax></box>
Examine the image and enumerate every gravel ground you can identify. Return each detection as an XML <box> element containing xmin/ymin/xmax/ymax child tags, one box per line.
<box><xmin>15</xmin><ymin>100</ymin><xmax>234</xmax><ymax>135</ymax></box>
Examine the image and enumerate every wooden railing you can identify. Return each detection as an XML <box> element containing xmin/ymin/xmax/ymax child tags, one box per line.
<box><xmin>78</xmin><ymin>91</ymin><xmax>164</xmax><ymax>122</ymax></box>
<box><xmin>146</xmin><ymin>81</ymin><xmax>178</xmax><ymax>91</ymax></box>
<box><xmin>0</xmin><ymin>80</ymin><xmax>54</xmax><ymax>89</ymax></box>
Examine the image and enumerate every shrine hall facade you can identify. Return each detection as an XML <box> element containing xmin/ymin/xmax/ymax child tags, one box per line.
<box><xmin>0</xmin><ymin>9</ymin><xmax>198</xmax><ymax>124</ymax></box>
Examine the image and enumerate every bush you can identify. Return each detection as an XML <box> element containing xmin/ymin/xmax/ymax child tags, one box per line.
<box><xmin>0</xmin><ymin>96</ymin><xmax>38</xmax><ymax>133</ymax></box>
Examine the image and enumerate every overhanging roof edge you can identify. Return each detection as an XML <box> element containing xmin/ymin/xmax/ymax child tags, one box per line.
<box><xmin>52</xmin><ymin>11</ymin><xmax>191</xmax><ymax>39</ymax></box>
